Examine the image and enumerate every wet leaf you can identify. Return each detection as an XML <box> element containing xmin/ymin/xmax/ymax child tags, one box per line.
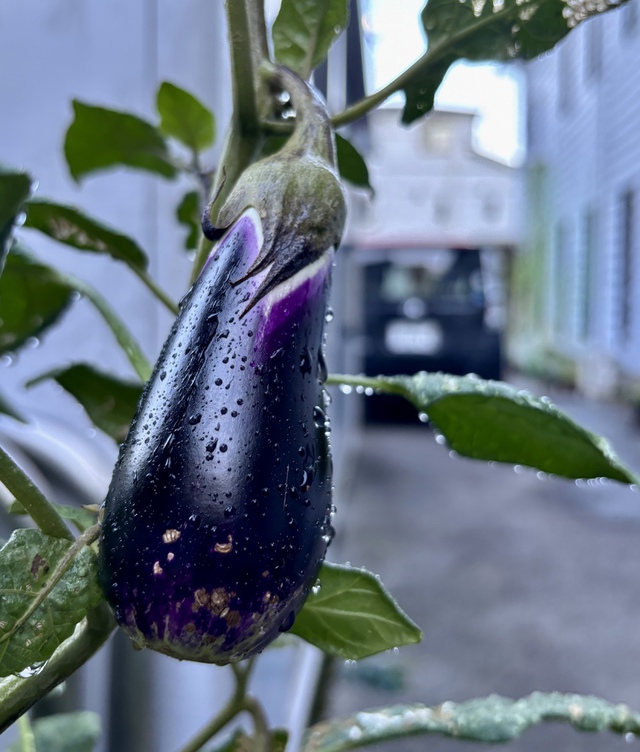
<box><xmin>0</xmin><ymin>243</ymin><xmax>74</xmax><ymax>355</ymax></box>
<box><xmin>27</xmin><ymin>363</ymin><xmax>142</xmax><ymax>443</ymax></box>
<box><xmin>0</xmin><ymin>242</ymin><xmax>150</xmax><ymax>379</ymax></box>
<box><xmin>401</xmin><ymin>55</ymin><xmax>457</xmax><ymax>125</ymax></box>
<box><xmin>7</xmin><ymin>711</ymin><xmax>101</xmax><ymax>752</ymax></box>
<box><xmin>303</xmin><ymin>691</ymin><xmax>640</xmax><ymax>751</ymax></box>
<box><xmin>273</xmin><ymin>0</ymin><xmax>349</xmax><ymax>78</ymax></box>
<box><xmin>401</xmin><ymin>0</ymin><xmax>628</xmax><ymax>123</ymax></box>
<box><xmin>24</xmin><ymin>199</ymin><xmax>148</xmax><ymax>271</ymax></box>
<box><xmin>0</xmin><ymin>529</ymin><xmax>103</xmax><ymax>677</ymax></box>
<box><xmin>327</xmin><ymin>372</ymin><xmax>639</xmax><ymax>484</ymax></box>
<box><xmin>157</xmin><ymin>82</ymin><xmax>215</xmax><ymax>153</ymax></box>
<box><xmin>336</xmin><ymin>135</ymin><xmax>373</xmax><ymax>193</ymax></box>
<box><xmin>64</xmin><ymin>101</ymin><xmax>177</xmax><ymax>181</ymax></box>
<box><xmin>177</xmin><ymin>190</ymin><xmax>201</xmax><ymax>251</ymax></box>
<box><xmin>0</xmin><ymin>168</ymin><xmax>32</xmax><ymax>274</ymax></box>
<box><xmin>291</xmin><ymin>562</ymin><xmax>422</xmax><ymax>659</ymax></box>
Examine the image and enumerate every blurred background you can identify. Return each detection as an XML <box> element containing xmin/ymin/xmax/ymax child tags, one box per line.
<box><xmin>2</xmin><ymin>0</ymin><xmax>640</xmax><ymax>750</ymax></box>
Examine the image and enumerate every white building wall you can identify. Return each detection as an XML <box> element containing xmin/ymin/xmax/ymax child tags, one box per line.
<box><xmin>347</xmin><ymin>108</ymin><xmax>524</xmax><ymax>250</ymax></box>
<box><xmin>525</xmin><ymin>0</ymin><xmax>640</xmax><ymax>394</ymax></box>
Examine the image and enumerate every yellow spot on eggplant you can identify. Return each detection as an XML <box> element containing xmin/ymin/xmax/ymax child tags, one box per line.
<box><xmin>225</xmin><ymin>610</ymin><xmax>241</xmax><ymax>628</ymax></box>
<box><xmin>214</xmin><ymin>535</ymin><xmax>233</xmax><ymax>554</ymax></box>
<box><xmin>162</xmin><ymin>529</ymin><xmax>181</xmax><ymax>543</ymax></box>
<box><xmin>153</xmin><ymin>561</ymin><xmax>163</xmax><ymax>575</ymax></box>
<box><xmin>192</xmin><ymin>587</ymin><xmax>235</xmax><ymax>615</ymax></box>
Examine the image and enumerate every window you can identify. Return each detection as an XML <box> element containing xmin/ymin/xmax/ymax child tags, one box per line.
<box><xmin>557</xmin><ymin>42</ymin><xmax>574</xmax><ymax>113</ymax></box>
<box><xmin>620</xmin><ymin>190</ymin><xmax>635</xmax><ymax>341</ymax></box>
<box><xmin>554</xmin><ymin>222</ymin><xmax>571</xmax><ymax>336</ymax></box>
<box><xmin>580</xmin><ymin>209</ymin><xmax>597</xmax><ymax>342</ymax></box>
<box><xmin>584</xmin><ymin>18</ymin><xmax>602</xmax><ymax>80</ymax></box>
<box><xmin>622</xmin><ymin>0</ymin><xmax>638</xmax><ymax>36</ymax></box>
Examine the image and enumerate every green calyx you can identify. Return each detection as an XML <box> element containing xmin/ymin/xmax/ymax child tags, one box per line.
<box><xmin>205</xmin><ymin>65</ymin><xmax>346</xmax><ymax>312</ymax></box>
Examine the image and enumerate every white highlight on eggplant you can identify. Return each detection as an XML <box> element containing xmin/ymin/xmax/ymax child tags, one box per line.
<box><xmin>260</xmin><ymin>248</ymin><xmax>335</xmax><ymax>317</ymax></box>
<box><xmin>205</xmin><ymin>207</ymin><xmax>265</xmax><ymax>268</ymax></box>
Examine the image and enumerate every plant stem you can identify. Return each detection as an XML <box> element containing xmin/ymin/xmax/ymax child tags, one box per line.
<box><xmin>226</xmin><ymin>0</ymin><xmax>270</xmax><ymax>133</ymax></box>
<box><xmin>190</xmin><ymin>0</ymin><xmax>271</xmax><ymax>284</ymax></box>
<box><xmin>331</xmin><ymin>7</ymin><xmax>520</xmax><ymax>128</ymax></box>
<box><xmin>189</xmin><ymin>128</ymin><xmax>262</xmax><ymax>284</ymax></box>
<box><xmin>326</xmin><ymin>373</ymin><xmax>403</xmax><ymax>395</ymax></box>
<box><xmin>67</xmin><ymin>275</ymin><xmax>153</xmax><ymax>382</ymax></box>
<box><xmin>243</xmin><ymin>695</ymin><xmax>271</xmax><ymax>752</ymax></box>
<box><xmin>0</xmin><ymin>444</ymin><xmax>73</xmax><ymax>541</ymax></box>
<box><xmin>331</xmin><ymin>46</ymin><xmax>439</xmax><ymax>127</ymax></box>
<box><xmin>178</xmin><ymin>659</ymin><xmax>257</xmax><ymax>752</ymax></box>
<box><xmin>226</xmin><ymin>0</ymin><xmax>260</xmax><ymax>134</ymax></box>
<box><xmin>18</xmin><ymin>713</ymin><xmax>36</xmax><ymax>752</ymax></box>
<box><xmin>132</xmin><ymin>267</ymin><xmax>179</xmax><ymax>316</ymax></box>
<box><xmin>0</xmin><ymin>602</ymin><xmax>116</xmax><ymax>734</ymax></box>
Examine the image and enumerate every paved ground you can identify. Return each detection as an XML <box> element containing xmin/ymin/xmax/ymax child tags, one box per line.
<box><xmin>323</xmin><ymin>383</ymin><xmax>640</xmax><ymax>751</ymax></box>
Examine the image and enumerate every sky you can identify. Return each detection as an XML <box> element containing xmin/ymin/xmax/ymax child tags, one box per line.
<box><xmin>361</xmin><ymin>0</ymin><xmax>526</xmax><ymax>166</ymax></box>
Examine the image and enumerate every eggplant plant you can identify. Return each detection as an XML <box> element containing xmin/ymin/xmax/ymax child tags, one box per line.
<box><xmin>0</xmin><ymin>0</ymin><xmax>639</xmax><ymax>750</ymax></box>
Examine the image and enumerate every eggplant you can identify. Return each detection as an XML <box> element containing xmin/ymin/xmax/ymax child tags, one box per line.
<box><xmin>98</xmin><ymin>67</ymin><xmax>346</xmax><ymax>664</ymax></box>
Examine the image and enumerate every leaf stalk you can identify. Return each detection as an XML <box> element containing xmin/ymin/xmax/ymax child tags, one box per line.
<box><xmin>178</xmin><ymin>658</ymin><xmax>262</xmax><ymax>752</ymax></box>
<box><xmin>0</xmin><ymin>444</ymin><xmax>73</xmax><ymax>541</ymax></box>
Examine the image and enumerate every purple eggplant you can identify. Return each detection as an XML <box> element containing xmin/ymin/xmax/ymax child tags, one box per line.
<box><xmin>98</xmin><ymin>68</ymin><xmax>346</xmax><ymax>664</ymax></box>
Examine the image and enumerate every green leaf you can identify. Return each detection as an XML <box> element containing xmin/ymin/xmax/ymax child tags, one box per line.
<box><xmin>291</xmin><ymin>562</ymin><xmax>422</xmax><ymax>660</ymax></box>
<box><xmin>23</xmin><ymin>200</ymin><xmax>176</xmax><ymax>315</ymax></box>
<box><xmin>8</xmin><ymin>711</ymin><xmax>101</xmax><ymax>752</ymax></box>
<box><xmin>0</xmin><ymin>244</ymin><xmax>74</xmax><ymax>355</ymax></box>
<box><xmin>0</xmin><ymin>168</ymin><xmax>32</xmax><ymax>273</ymax></box>
<box><xmin>0</xmin><ymin>244</ymin><xmax>151</xmax><ymax>380</ymax></box>
<box><xmin>9</xmin><ymin>499</ymin><xmax>98</xmax><ymax>535</ymax></box>
<box><xmin>303</xmin><ymin>692</ymin><xmax>640</xmax><ymax>751</ymax></box>
<box><xmin>328</xmin><ymin>372</ymin><xmax>639</xmax><ymax>484</ymax></box>
<box><xmin>177</xmin><ymin>191</ymin><xmax>202</xmax><ymax>251</ymax></box>
<box><xmin>0</xmin><ymin>529</ymin><xmax>103</xmax><ymax>677</ymax></box>
<box><xmin>24</xmin><ymin>199</ymin><xmax>148</xmax><ymax>271</ymax></box>
<box><xmin>157</xmin><ymin>82</ymin><xmax>215</xmax><ymax>153</ymax></box>
<box><xmin>64</xmin><ymin>101</ymin><xmax>177</xmax><ymax>182</ymax></box>
<box><xmin>335</xmin><ymin>135</ymin><xmax>373</xmax><ymax>193</ymax></box>
<box><xmin>401</xmin><ymin>0</ymin><xmax>627</xmax><ymax>123</ymax></box>
<box><xmin>27</xmin><ymin>364</ymin><xmax>142</xmax><ymax>443</ymax></box>
<box><xmin>401</xmin><ymin>55</ymin><xmax>458</xmax><ymax>125</ymax></box>
<box><xmin>273</xmin><ymin>0</ymin><xmax>349</xmax><ymax>78</ymax></box>
<box><xmin>0</xmin><ymin>604</ymin><xmax>114</xmax><ymax>733</ymax></box>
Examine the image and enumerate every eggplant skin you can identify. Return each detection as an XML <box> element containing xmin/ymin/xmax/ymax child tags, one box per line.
<box><xmin>98</xmin><ymin>209</ymin><xmax>334</xmax><ymax>664</ymax></box>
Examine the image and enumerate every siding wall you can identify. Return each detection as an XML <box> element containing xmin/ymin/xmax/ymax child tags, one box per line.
<box><xmin>524</xmin><ymin>0</ymin><xmax>640</xmax><ymax>393</ymax></box>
